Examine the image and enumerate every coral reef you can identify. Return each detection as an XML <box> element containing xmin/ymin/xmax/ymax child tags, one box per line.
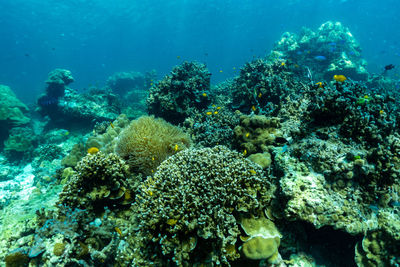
<box><xmin>234</xmin><ymin>114</ymin><xmax>285</xmax><ymax>155</ymax></box>
<box><xmin>183</xmin><ymin>108</ymin><xmax>241</xmax><ymax>148</ymax></box>
<box><xmin>270</xmin><ymin>21</ymin><xmax>368</xmax><ymax>81</ymax></box>
<box><xmin>115</xmin><ymin>116</ymin><xmax>191</xmax><ymax>175</ymax></box>
<box><xmin>58</xmin><ymin>152</ymin><xmax>135</xmax><ymax>211</ymax></box>
<box><xmin>147</xmin><ymin>61</ymin><xmax>211</xmax><ymax>123</ymax></box>
<box><xmin>0</xmin><ymin>85</ymin><xmax>30</xmax><ymax>127</ymax></box>
<box><xmin>37</xmin><ymin>69</ymin><xmax>121</xmax><ymax>127</ymax></box>
<box><xmin>230</xmin><ymin>59</ymin><xmax>295</xmax><ymax>114</ymax></box>
<box><xmin>120</xmin><ymin>146</ymin><xmax>276</xmax><ymax>266</ymax></box>
<box><xmin>355</xmin><ymin>231</ymin><xmax>400</xmax><ymax>266</ymax></box>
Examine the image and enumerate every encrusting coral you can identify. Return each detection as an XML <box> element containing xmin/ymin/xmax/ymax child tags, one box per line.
<box><xmin>115</xmin><ymin>115</ymin><xmax>191</xmax><ymax>175</ymax></box>
<box><xmin>120</xmin><ymin>146</ymin><xmax>276</xmax><ymax>266</ymax></box>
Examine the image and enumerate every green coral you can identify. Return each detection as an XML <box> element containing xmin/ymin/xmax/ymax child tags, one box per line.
<box><xmin>3</xmin><ymin>127</ymin><xmax>35</xmax><ymax>152</ymax></box>
<box><xmin>123</xmin><ymin>146</ymin><xmax>275</xmax><ymax>266</ymax></box>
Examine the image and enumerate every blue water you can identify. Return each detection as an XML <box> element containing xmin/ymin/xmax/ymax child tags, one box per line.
<box><xmin>0</xmin><ymin>0</ymin><xmax>399</xmax><ymax>103</ymax></box>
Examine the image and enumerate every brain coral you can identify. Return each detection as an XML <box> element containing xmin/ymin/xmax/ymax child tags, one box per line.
<box><xmin>124</xmin><ymin>146</ymin><xmax>275</xmax><ymax>266</ymax></box>
<box><xmin>115</xmin><ymin>115</ymin><xmax>191</xmax><ymax>175</ymax></box>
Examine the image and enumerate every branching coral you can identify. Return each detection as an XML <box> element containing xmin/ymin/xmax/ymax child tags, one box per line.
<box><xmin>115</xmin><ymin>115</ymin><xmax>191</xmax><ymax>175</ymax></box>
<box><xmin>122</xmin><ymin>146</ymin><xmax>275</xmax><ymax>266</ymax></box>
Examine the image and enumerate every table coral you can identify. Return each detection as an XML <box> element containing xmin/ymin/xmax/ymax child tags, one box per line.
<box><xmin>121</xmin><ymin>146</ymin><xmax>275</xmax><ymax>266</ymax></box>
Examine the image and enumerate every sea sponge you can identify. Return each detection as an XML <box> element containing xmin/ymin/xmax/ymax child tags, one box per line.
<box><xmin>115</xmin><ymin>115</ymin><xmax>191</xmax><ymax>175</ymax></box>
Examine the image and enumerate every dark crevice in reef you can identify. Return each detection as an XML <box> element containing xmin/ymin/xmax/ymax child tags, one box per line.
<box><xmin>282</xmin><ymin>221</ymin><xmax>361</xmax><ymax>267</ymax></box>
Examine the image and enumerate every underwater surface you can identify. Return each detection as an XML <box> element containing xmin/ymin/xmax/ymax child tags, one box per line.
<box><xmin>1</xmin><ymin>0</ymin><xmax>400</xmax><ymax>266</ymax></box>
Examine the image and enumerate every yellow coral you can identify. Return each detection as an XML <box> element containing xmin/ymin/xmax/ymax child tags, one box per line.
<box><xmin>115</xmin><ymin>116</ymin><xmax>191</xmax><ymax>175</ymax></box>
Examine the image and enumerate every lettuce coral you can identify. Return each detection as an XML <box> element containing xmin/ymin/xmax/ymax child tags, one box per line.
<box><xmin>115</xmin><ymin>115</ymin><xmax>191</xmax><ymax>175</ymax></box>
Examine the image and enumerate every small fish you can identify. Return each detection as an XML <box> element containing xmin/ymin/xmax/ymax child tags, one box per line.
<box><xmin>243</xmin><ymin>149</ymin><xmax>247</xmax><ymax>156</ymax></box>
<box><xmin>216</xmin><ymin>106</ymin><xmax>221</xmax><ymax>110</ymax></box>
<box><xmin>174</xmin><ymin>144</ymin><xmax>179</xmax><ymax>152</ymax></box>
<box><xmin>384</xmin><ymin>64</ymin><xmax>395</xmax><ymax>71</ymax></box>
<box><xmin>251</xmin><ymin>105</ymin><xmax>256</xmax><ymax>111</ymax></box>
<box><xmin>110</xmin><ymin>122</ymin><xmax>115</xmax><ymax>129</ymax></box>
<box><xmin>206</xmin><ymin>111</ymin><xmax>212</xmax><ymax>115</ymax></box>
<box><xmin>214</xmin><ymin>111</ymin><xmax>218</xmax><ymax>115</ymax></box>
<box><xmin>314</xmin><ymin>55</ymin><xmax>327</xmax><ymax>61</ymax></box>
<box><xmin>167</xmin><ymin>219</ymin><xmax>178</xmax><ymax>225</ymax></box>
<box><xmin>245</xmin><ymin>133</ymin><xmax>250</xmax><ymax>138</ymax></box>
<box><xmin>379</xmin><ymin>110</ymin><xmax>384</xmax><ymax>115</ymax></box>
<box><xmin>219</xmin><ymin>70</ymin><xmax>223</xmax><ymax>73</ymax></box>
<box><xmin>249</xmin><ymin>169</ymin><xmax>257</xmax><ymax>175</ymax></box>
<box><xmin>115</xmin><ymin>227</ymin><xmax>122</xmax><ymax>236</ymax></box>
<box><xmin>87</xmin><ymin>147</ymin><xmax>99</xmax><ymax>154</ymax></box>
<box><xmin>333</xmin><ymin>74</ymin><xmax>347</xmax><ymax>82</ymax></box>
<box><xmin>280</xmin><ymin>62</ymin><xmax>286</xmax><ymax>67</ymax></box>
<box><xmin>315</xmin><ymin>82</ymin><xmax>324</xmax><ymax>88</ymax></box>
<box><xmin>202</xmin><ymin>92</ymin><xmax>207</xmax><ymax>97</ymax></box>
<box><xmin>258</xmin><ymin>92</ymin><xmax>262</xmax><ymax>98</ymax></box>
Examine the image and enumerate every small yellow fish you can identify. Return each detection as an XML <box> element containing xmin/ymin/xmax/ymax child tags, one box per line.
<box><xmin>379</xmin><ymin>110</ymin><xmax>384</xmax><ymax>115</ymax></box>
<box><xmin>219</xmin><ymin>70</ymin><xmax>223</xmax><ymax>73</ymax></box>
<box><xmin>364</xmin><ymin>95</ymin><xmax>369</xmax><ymax>99</ymax></box>
<box><xmin>167</xmin><ymin>219</ymin><xmax>178</xmax><ymax>225</ymax></box>
<box><xmin>150</xmin><ymin>82</ymin><xmax>153</xmax><ymax>86</ymax></box>
<box><xmin>251</xmin><ymin>105</ymin><xmax>256</xmax><ymax>111</ymax></box>
<box><xmin>202</xmin><ymin>92</ymin><xmax>207</xmax><ymax>97</ymax></box>
<box><xmin>280</xmin><ymin>62</ymin><xmax>286</xmax><ymax>67</ymax></box>
<box><xmin>206</xmin><ymin>111</ymin><xmax>213</xmax><ymax>115</ymax></box>
<box><xmin>243</xmin><ymin>149</ymin><xmax>247</xmax><ymax>156</ymax></box>
<box><xmin>212</xmin><ymin>104</ymin><xmax>216</xmax><ymax>107</ymax></box>
<box><xmin>214</xmin><ymin>111</ymin><xmax>218</xmax><ymax>115</ymax></box>
<box><xmin>87</xmin><ymin>147</ymin><xmax>99</xmax><ymax>154</ymax></box>
<box><xmin>245</xmin><ymin>133</ymin><xmax>250</xmax><ymax>138</ymax></box>
<box><xmin>258</xmin><ymin>92</ymin><xmax>262</xmax><ymax>98</ymax></box>
<box><xmin>115</xmin><ymin>227</ymin><xmax>122</xmax><ymax>236</ymax></box>
<box><xmin>249</xmin><ymin>169</ymin><xmax>257</xmax><ymax>175</ymax></box>
<box><xmin>315</xmin><ymin>82</ymin><xmax>324</xmax><ymax>88</ymax></box>
<box><xmin>333</xmin><ymin>75</ymin><xmax>347</xmax><ymax>82</ymax></box>
<box><xmin>110</xmin><ymin>122</ymin><xmax>115</xmax><ymax>129</ymax></box>
<box><xmin>216</xmin><ymin>106</ymin><xmax>221</xmax><ymax>110</ymax></box>
<box><xmin>174</xmin><ymin>144</ymin><xmax>179</xmax><ymax>152</ymax></box>
<box><xmin>152</xmin><ymin>157</ymin><xmax>155</xmax><ymax>161</ymax></box>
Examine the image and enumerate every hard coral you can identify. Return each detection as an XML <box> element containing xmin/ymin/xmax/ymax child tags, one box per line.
<box><xmin>125</xmin><ymin>146</ymin><xmax>275</xmax><ymax>266</ymax></box>
<box><xmin>58</xmin><ymin>152</ymin><xmax>134</xmax><ymax>211</ymax></box>
<box><xmin>115</xmin><ymin>115</ymin><xmax>191</xmax><ymax>175</ymax></box>
<box><xmin>147</xmin><ymin>61</ymin><xmax>211</xmax><ymax>124</ymax></box>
